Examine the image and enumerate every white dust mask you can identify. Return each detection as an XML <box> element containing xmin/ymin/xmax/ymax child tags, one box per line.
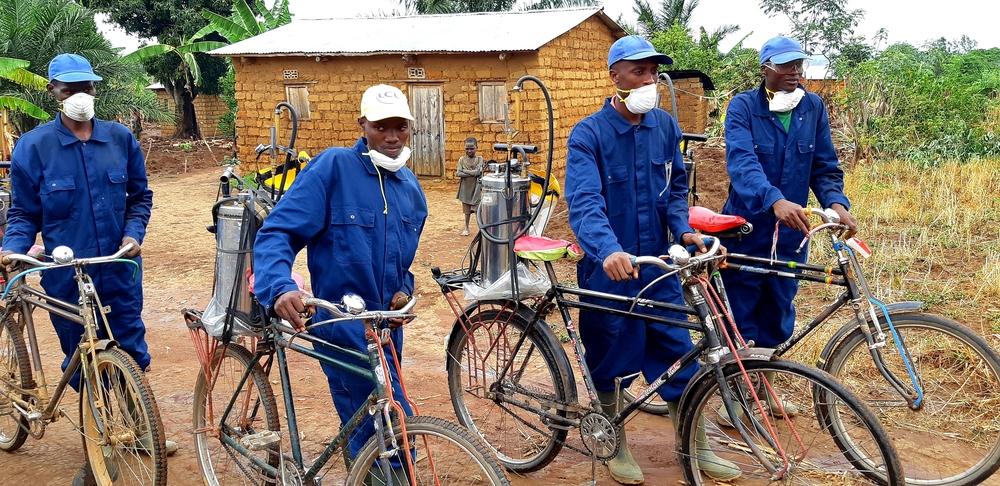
<box><xmin>365</xmin><ymin>146</ymin><xmax>411</xmax><ymax>172</ymax></box>
<box><xmin>62</xmin><ymin>92</ymin><xmax>95</xmax><ymax>122</ymax></box>
<box><xmin>618</xmin><ymin>83</ymin><xmax>658</xmax><ymax>114</ymax></box>
<box><xmin>769</xmin><ymin>88</ymin><xmax>805</xmax><ymax>113</ymax></box>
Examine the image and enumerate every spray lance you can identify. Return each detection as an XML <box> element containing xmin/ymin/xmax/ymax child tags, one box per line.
<box><xmin>253</xmin><ymin>102</ymin><xmax>301</xmax><ymax>202</ymax></box>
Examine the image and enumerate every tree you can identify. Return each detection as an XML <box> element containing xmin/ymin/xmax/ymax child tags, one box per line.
<box><xmin>0</xmin><ymin>57</ymin><xmax>49</xmax><ymax>121</ymax></box>
<box><xmin>759</xmin><ymin>0</ymin><xmax>864</xmax><ymax>67</ymax></box>
<box><xmin>0</xmin><ymin>0</ymin><xmax>171</xmax><ymax>134</ymax></box>
<box><xmin>398</xmin><ymin>0</ymin><xmax>596</xmax><ymax>14</ymax></box>
<box><xmin>195</xmin><ymin>0</ymin><xmax>293</xmax><ymax>138</ymax></box>
<box><xmin>88</xmin><ymin>0</ymin><xmax>232</xmax><ymax>138</ymax></box>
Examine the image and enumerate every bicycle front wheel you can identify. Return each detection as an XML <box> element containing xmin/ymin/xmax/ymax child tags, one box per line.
<box><xmin>446</xmin><ymin>303</ymin><xmax>573</xmax><ymax>472</ymax></box>
<box><xmin>824</xmin><ymin>312</ymin><xmax>1000</xmax><ymax>486</ymax></box>
<box><xmin>193</xmin><ymin>343</ymin><xmax>281</xmax><ymax>486</ymax></box>
<box><xmin>678</xmin><ymin>358</ymin><xmax>904</xmax><ymax>485</ymax></box>
<box><xmin>0</xmin><ymin>309</ymin><xmax>32</xmax><ymax>452</ymax></box>
<box><xmin>346</xmin><ymin>415</ymin><xmax>510</xmax><ymax>485</ymax></box>
<box><xmin>79</xmin><ymin>347</ymin><xmax>167</xmax><ymax>486</ymax></box>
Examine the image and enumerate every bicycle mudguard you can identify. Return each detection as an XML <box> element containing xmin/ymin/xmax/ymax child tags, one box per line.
<box><xmin>675</xmin><ymin>347</ymin><xmax>777</xmax><ymax>417</ymax></box>
<box><xmin>815</xmin><ymin>301</ymin><xmax>925</xmax><ymax>368</ymax></box>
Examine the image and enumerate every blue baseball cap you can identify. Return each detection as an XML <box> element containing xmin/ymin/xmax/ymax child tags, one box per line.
<box><xmin>608</xmin><ymin>35</ymin><xmax>672</xmax><ymax>68</ymax></box>
<box><xmin>759</xmin><ymin>36</ymin><xmax>809</xmax><ymax>65</ymax></box>
<box><xmin>47</xmin><ymin>53</ymin><xmax>103</xmax><ymax>83</ymax></box>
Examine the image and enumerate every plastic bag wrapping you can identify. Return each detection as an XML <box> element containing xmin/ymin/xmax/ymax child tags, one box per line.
<box><xmin>462</xmin><ymin>263</ymin><xmax>551</xmax><ymax>301</ymax></box>
<box><xmin>201</xmin><ymin>295</ymin><xmax>258</xmax><ymax>338</ymax></box>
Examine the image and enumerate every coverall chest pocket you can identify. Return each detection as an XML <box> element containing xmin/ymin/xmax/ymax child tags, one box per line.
<box><xmin>398</xmin><ymin>215</ymin><xmax>421</xmax><ymax>266</ymax></box>
<box><xmin>40</xmin><ymin>177</ymin><xmax>76</xmax><ymax>220</ymax></box>
<box><xmin>604</xmin><ymin>164</ymin><xmax>630</xmax><ymax>216</ymax></box>
<box><xmin>330</xmin><ymin>207</ymin><xmax>375</xmax><ymax>264</ymax></box>
<box><xmin>107</xmin><ymin>168</ymin><xmax>128</xmax><ymax>210</ymax></box>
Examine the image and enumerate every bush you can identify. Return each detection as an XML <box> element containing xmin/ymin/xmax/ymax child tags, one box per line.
<box><xmin>218</xmin><ymin>64</ymin><xmax>236</xmax><ymax>139</ymax></box>
<box><xmin>838</xmin><ymin>41</ymin><xmax>1000</xmax><ymax>165</ymax></box>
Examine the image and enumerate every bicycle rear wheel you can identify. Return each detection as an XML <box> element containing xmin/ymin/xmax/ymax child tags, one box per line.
<box><xmin>823</xmin><ymin>312</ymin><xmax>1000</xmax><ymax>486</ymax></box>
<box><xmin>193</xmin><ymin>343</ymin><xmax>281</xmax><ymax>486</ymax></box>
<box><xmin>445</xmin><ymin>303</ymin><xmax>574</xmax><ymax>472</ymax></box>
<box><xmin>346</xmin><ymin>415</ymin><xmax>510</xmax><ymax>485</ymax></box>
<box><xmin>79</xmin><ymin>347</ymin><xmax>167</xmax><ymax>486</ymax></box>
<box><xmin>0</xmin><ymin>309</ymin><xmax>32</xmax><ymax>452</ymax></box>
<box><xmin>678</xmin><ymin>358</ymin><xmax>904</xmax><ymax>485</ymax></box>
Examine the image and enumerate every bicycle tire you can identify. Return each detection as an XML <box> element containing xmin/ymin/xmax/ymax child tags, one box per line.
<box><xmin>193</xmin><ymin>343</ymin><xmax>281</xmax><ymax>486</ymax></box>
<box><xmin>445</xmin><ymin>303</ymin><xmax>573</xmax><ymax>472</ymax></box>
<box><xmin>79</xmin><ymin>347</ymin><xmax>168</xmax><ymax>486</ymax></box>
<box><xmin>0</xmin><ymin>310</ymin><xmax>32</xmax><ymax>452</ymax></box>
<box><xmin>345</xmin><ymin>415</ymin><xmax>511</xmax><ymax>485</ymax></box>
<box><xmin>823</xmin><ymin>312</ymin><xmax>1000</xmax><ymax>486</ymax></box>
<box><xmin>678</xmin><ymin>358</ymin><xmax>905</xmax><ymax>485</ymax></box>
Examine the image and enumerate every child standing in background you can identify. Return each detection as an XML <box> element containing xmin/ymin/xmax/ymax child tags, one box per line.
<box><xmin>456</xmin><ymin>137</ymin><xmax>484</xmax><ymax>235</ymax></box>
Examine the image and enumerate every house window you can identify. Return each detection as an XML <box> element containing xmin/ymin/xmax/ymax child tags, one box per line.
<box><xmin>478</xmin><ymin>81</ymin><xmax>508</xmax><ymax>123</ymax></box>
<box><xmin>285</xmin><ymin>85</ymin><xmax>311</xmax><ymax>120</ymax></box>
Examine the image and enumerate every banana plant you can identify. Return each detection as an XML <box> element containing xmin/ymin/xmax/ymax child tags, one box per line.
<box><xmin>193</xmin><ymin>0</ymin><xmax>292</xmax><ymax>44</ymax></box>
<box><xmin>0</xmin><ymin>56</ymin><xmax>49</xmax><ymax>120</ymax></box>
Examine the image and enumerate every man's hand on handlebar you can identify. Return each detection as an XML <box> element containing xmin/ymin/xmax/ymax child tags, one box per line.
<box><xmin>275</xmin><ymin>290</ymin><xmax>314</xmax><ymax>332</ymax></box>
<box><xmin>830</xmin><ymin>203</ymin><xmax>858</xmax><ymax>239</ymax></box>
<box><xmin>603</xmin><ymin>251</ymin><xmax>638</xmax><ymax>282</ymax></box>
<box><xmin>772</xmin><ymin>199</ymin><xmax>811</xmax><ymax>234</ymax></box>
<box><xmin>0</xmin><ymin>250</ymin><xmax>14</xmax><ymax>273</ymax></box>
<box><xmin>387</xmin><ymin>291</ymin><xmax>414</xmax><ymax>329</ymax></box>
<box><xmin>120</xmin><ymin>236</ymin><xmax>141</xmax><ymax>258</ymax></box>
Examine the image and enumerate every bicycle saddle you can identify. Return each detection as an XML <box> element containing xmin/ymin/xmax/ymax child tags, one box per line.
<box><xmin>688</xmin><ymin>206</ymin><xmax>753</xmax><ymax>236</ymax></box>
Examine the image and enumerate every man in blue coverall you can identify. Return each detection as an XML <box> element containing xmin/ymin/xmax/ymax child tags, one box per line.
<box><xmin>1</xmin><ymin>53</ymin><xmax>176</xmax><ymax>485</ymax></box>
<box><xmin>720</xmin><ymin>36</ymin><xmax>857</xmax><ymax>418</ymax></box>
<box><xmin>565</xmin><ymin>35</ymin><xmax>740</xmax><ymax>484</ymax></box>
<box><xmin>253</xmin><ymin>84</ymin><xmax>427</xmax><ymax>476</ymax></box>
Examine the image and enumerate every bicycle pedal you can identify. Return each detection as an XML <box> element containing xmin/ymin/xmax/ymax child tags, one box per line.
<box><xmin>240</xmin><ymin>430</ymin><xmax>281</xmax><ymax>451</ymax></box>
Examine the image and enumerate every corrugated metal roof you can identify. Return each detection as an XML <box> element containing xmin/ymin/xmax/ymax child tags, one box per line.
<box><xmin>210</xmin><ymin>7</ymin><xmax>624</xmax><ymax>57</ymax></box>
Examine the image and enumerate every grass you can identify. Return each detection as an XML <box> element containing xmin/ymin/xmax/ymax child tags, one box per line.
<box><xmin>789</xmin><ymin>157</ymin><xmax>1000</xmax><ymax>363</ymax></box>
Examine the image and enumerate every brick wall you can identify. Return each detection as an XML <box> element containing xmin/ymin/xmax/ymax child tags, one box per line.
<box><xmin>665</xmin><ymin>77</ymin><xmax>708</xmax><ymax>135</ymax></box>
<box><xmin>152</xmin><ymin>89</ymin><xmax>229</xmax><ymax>138</ymax></box>
<box><xmin>230</xmin><ymin>15</ymin><xmax>619</xmax><ymax>178</ymax></box>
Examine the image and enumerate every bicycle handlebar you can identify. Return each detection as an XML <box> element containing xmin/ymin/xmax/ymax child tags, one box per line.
<box><xmin>3</xmin><ymin>243</ymin><xmax>133</xmax><ymax>269</ymax></box>
<box><xmin>632</xmin><ymin>236</ymin><xmax>722</xmax><ymax>273</ymax></box>
<box><xmin>303</xmin><ymin>294</ymin><xmax>417</xmax><ymax>322</ymax></box>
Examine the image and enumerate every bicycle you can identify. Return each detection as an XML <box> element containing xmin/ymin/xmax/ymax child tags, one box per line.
<box><xmin>677</xmin><ymin>206</ymin><xmax>1000</xmax><ymax>486</ymax></box>
<box><xmin>433</xmin><ymin>236</ymin><xmax>906</xmax><ymax>484</ymax></box>
<box><xmin>0</xmin><ymin>243</ymin><xmax>168</xmax><ymax>485</ymax></box>
<box><xmin>186</xmin><ymin>293</ymin><xmax>511</xmax><ymax>486</ymax></box>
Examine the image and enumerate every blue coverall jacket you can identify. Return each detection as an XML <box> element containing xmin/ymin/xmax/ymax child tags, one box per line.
<box><xmin>721</xmin><ymin>84</ymin><xmax>850</xmax><ymax>347</ymax></box>
<box><xmin>565</xmin><ymin>99</ymin><xmax>697</xmax><ymax>402</ymax></box>
<box><xmin>3</xmin><ymin>114</ymin><xmax>153</xmax><ymax>374</ymax></box>
<box><xmin>253</xmin><ymin>137</ymin><xmax>427</xmax><ymax>457</ymax></box>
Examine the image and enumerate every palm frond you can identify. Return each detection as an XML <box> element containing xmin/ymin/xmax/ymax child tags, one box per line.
<box><xmin>175</xmin><ymin>41</ymin><xmax>228</xmax><ymax>55</ymax></box>
<box><xmin>200</xmin><ymin>10</ymin><xmax>250</xmax><ymax>43</ymax></box>
<box><xmin>122</xmin><ymin>44</ymin><xmax>177</xmax><ymax>64</ymax></box>
<box><xmin>233</xmin><ymin>0</ymin><xmax>262</xmax><ymax>37</ymax></box>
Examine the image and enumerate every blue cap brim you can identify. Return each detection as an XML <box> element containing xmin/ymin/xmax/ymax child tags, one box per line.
<box><xmin>768</xmin><ymin>51</ymin><xmax>808</xmax><ymax>65</ymax></box>
<box><xmin>51</xmin><ymin>71</ymin><xmax>103</xmax><ymax>82</ymax></box>
<box><xmin>611</xmin><ymin>51</ymin><xmax>672</xmax><ymax>67</ymax></box>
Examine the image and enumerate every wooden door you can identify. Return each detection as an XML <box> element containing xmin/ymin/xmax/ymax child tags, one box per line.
<box><xmin>408</xmin><ymin>84</ymin><xmax>444</xmax><ymax>177</ymax></box>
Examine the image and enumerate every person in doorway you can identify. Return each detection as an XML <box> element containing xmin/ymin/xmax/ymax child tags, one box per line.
<box><xmin>565</xmin><ymin>35</ymin><xmax>740</xmax><ymax>484</ymax></box>
<box><xmin>719</xmin><ymin>36</ymin><xmax>857</xmax><ymax>421</ymax></box>
<box><xmin>253</xmin><ymin>84</ymin><xmax>428</xmax><ymax>477</ymax></box>
<box><xmin>0</xmin><ymin>53</ymin><xmax>177</xmax><ymax>485</ymax></box>
<box><xmin>455</xmin><ymin>137</ymin><xmax>483</xmax><ymax>236</ymax></box>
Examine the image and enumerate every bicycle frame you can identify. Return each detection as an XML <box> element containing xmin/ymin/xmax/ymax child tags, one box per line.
<box><xmin>448</xmin><ymin>257</ymin><xmax>803</xmax><ymax>473</ymax></box>
<box><xmin>722</xmin><ymin>236</ymin><xmax>924</xmax><ymax>408</ymax></box>
<box><xmin>1</xmin><ymin>262</ymin><xmax>127</xmax><ymax>439</ymax></box>
<box><xmin>210</xmin><ymin>315</ymin><xmax>413</xmax><ymax>484</ymax></box>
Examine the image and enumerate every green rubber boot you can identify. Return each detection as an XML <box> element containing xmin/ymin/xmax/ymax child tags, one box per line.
<box><xmin>596</xmin><ymin>391</ymin><xmax>644</xmax><ymax>485</ymax></box>
<box><xmin>669</xmin><ymin>402</ymin><xmax>742</xmax><ymax>481</ymax></box>
<box><xmin>763</xmin><ymin>371</ymin><xmax>800</xmax><ymax>417</ymax></box>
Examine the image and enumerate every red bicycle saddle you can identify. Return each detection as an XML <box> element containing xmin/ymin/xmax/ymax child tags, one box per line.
<box><xmin>688</xmin><ymin>206</ymin><xmax>747</xmax><ymax>233</ymax></box>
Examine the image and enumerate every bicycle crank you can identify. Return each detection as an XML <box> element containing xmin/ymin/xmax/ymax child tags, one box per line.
<box><xmin>579</xmin><ymin>412</ymin><xmax>620</xmax><ymax>461</ymax></box>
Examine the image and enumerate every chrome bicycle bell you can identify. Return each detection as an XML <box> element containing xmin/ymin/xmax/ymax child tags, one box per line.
<box><xmin>52</xmin><ymin>246</ymin><xmax>74</xmax><ymax>264</ymax></box>
<box><xmin>668</xmin><ymin>245</ymin><xmax>691</xmax><ymax>265</ymax></box>
<box><xmin>341</xmin><ymin>294</ymin><xmax>366</xmax><ymax>315</ymax></box>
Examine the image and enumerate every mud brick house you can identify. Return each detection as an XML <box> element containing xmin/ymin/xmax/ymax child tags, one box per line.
<box><xmin>212</xmin><ymin>7</ymin><xmax>713</xmax><ymax>178</ymax></box>
<box><xmin>148</xmin><ymin>83</ymin><xmax>229</xmax><ymax>138</ymax></box>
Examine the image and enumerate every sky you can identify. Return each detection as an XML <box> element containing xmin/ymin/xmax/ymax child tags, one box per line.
<box><xmin>98</xmin><ymin>0</ymin><xmax>1000</xmax><ymax>56</ymax></box>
